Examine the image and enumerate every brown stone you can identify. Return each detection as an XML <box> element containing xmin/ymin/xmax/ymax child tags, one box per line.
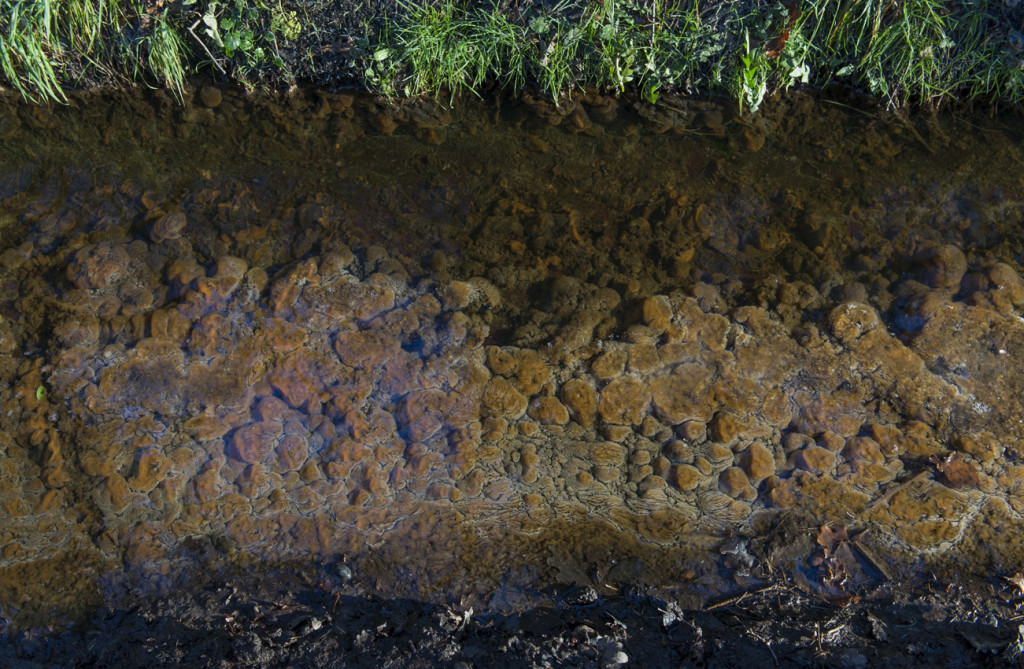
<box><xmin>519</xmin><ymin>420</ymin><xmax>539</xmax><ymax>437</ymax></box>
<box><xmin>843</xmin><ymin>436</ymin><xmax>885</xmax><ymax>464</ymax></box>
<box><xmin>865</xmin><ymin>424</ymin><xmax>904</xmax><ymax>456</ymax></box>
<box><xmin>166</xmin><ymin>257</ymin><xmax>204</xmax><ymax>287</ymax></box>
<box><xmin>590</xmin><ymin>441</ymin><xmax>627</xmax><ymax>466</ymax></box>
<box><xmin>438</xmin><ymin>281</ymin><xmax>473</xmax><ymax>311</ymax></box>
<box><xmin>917</xmin><ymin>243</ymin><xmax>967</xmax><ymax>289</ymax></box>
<box><xmin>782</xmin><ymin>432</ymin><xmax>814</xmax><ymax>452</ymax></box>
<box><xmin>650</xmin><ymin>367</ymin><xmax>709</xmax><ymax>424</ymax></box>
<box><xmin>956</xmin><ymin>432</ymin><xmax>1002</xmax><ymax>464</ymax></box>
<box><xmin>36</xmin><ymin>488</ymin><xmax>63</xmax><ymax>513</ymax></box>
<box><xmin>642</xmin><ymin>295</ymin><xmax>673</xmax><ymax>332</ymax></box>
<box><xmin>739</xmin><ymin>442</ymin><xmax>775</xmax><ymax>483</ymax></box>
<box><xmin>697</xmin><ymin>314</ymin><xmax>730</xmax><ymax>351</ymax></box>
<box><xmin>200</xmin><ymin>86</ymin><xmax>223</xmax><ymax>108</ymax></box>
<box><xmin>191</xmin><ymin>465</ymin><xmax>223</xmax><ymax>502</ymax></box>
<box><xmin>486</xmin><ymin>347</ymin><xmax>516</xmax><ymax>375</ymax></box>
<box><xmin>706</xmin><ymin>442</ymin><xmax>734</xmax><ymax>464</ymax></box>
<box><xmin>591</xmin><ymin>349</ymin><xmax>628</xmax><ymax>380</ymax></box>
<box><xmin>796</xmin><ymin>396</ymin><xmax>863</xmax><ymax>437</ymax></box>
<box><xmin>987</xmin><ymin>263</ymin><xmax>1024</xmax><ymax>306</ymax></box>
<box><xmin>481</xmin><ymin>417</ymin><xmax>507</xmax><ymax>441</ymax></box>
<box><xmin>599</xmin><ymin>377</ymin><xmax>649</xmax><ymax>425</ymax></box>
<box><xmin>560</xmin><ymin>379</ymin><xmax>597</xmax><ymax>428</ymax></box>
<box><xmin>677</xmin><ymin>420</ymin><xmax>706</xmax><ymax>441</ymax></box>
<box><xmin>628</xmin><ymin>343</ymin><xmax>660</xmax><ymax>374</ymax></box>
<box><xmin>276</xmin><ymin>435</ymin><xmax>308</xmax><ymax>472</ymax></box>
<box><xmin>828</xmin><ymin>302</ymin><xmax>881</xmax><ymax>344</ymax></box>
<box><xmin>640</xmin><ymin>415</ymin><xmax>666</xmax><ymax>439</ymax></box>
<box><xmin>299</xmin><ymin>461</ymin><xmax>322</xmax><ymax>484</ymax></box>
<box><xmin>229</xmin><ymin>421</ymin><xmax>283</xmax><ymax>464</ymax></box>
<box><xmin>708</xmin><ymin>412</ymin><xmax>740</xmax><ymax>443</ymax></box>
<box><xmin>103</xmin><ymin>473</ymin><xmax>134</xmax><ymax>512</ymax></box>
<box><xmin>41</xmin><ymin>432</ymin><xmax>69</xmax><ymax>488</ymax></box>
<box><xmin>719</xmin><ymin>467</ymin><xmax>756</xmax><ymax>501</ymax></box>
<box><xmin>631</xmin><ymin>464</ymin><xmax>654</xmax><ymax>482</ymax></box>
<box><xmin>604</xmin><ymin>425</ymin><xmax>632</xmax><ymax>442</ymax></box>
<box><xmin>182</xmin><ymin>413</ymin><xmax>234</xmax><ymax>441</ymax></box>
<box><xmin>379</xmin><ymin>355</ymin><xmax>425</xmax><ymax>397</ymax></box>
<box><xmin>67</xmin><ymin>242</ymin><xmax>132</xmax><ymax>289</ymax></box>
<box><xmin>482</xmin><ymin>377</ymin><xmax>528</xmax><ymax>418</ymax></box>
<box><xmin>237</xmin><ymin>464</ymin><xmax>270</xmax><ymax>498</ymax></box>
<box><xmin>663</xmin><ymin>439</ymin><xmax>693</xmax><ymax>463</ymax></box>
<box><xmin>343</xmin><ymin>280</ymin><xmax>396</xmax><ymax>321</ymax></box>
<box><xmin>528</xmin><ymin>396</ymin><xmax>570</xmax><ymax>425</ymax></box>
<box><xmin>400</xmin><ymin>389</ymin><xmax>447</xmax><ymax>441</ymax></box>
<box><xmin>254</xmin><ymin>395</ymin><xmax>291</xmax><ymax>423</ymax></box>
<box><xmin>902</xmin><ymin>420</ymin><xmax>943</xmax><ymax>457</ymax></box>
<box><xmin>457</xmin><ymin>469</ymin><xmax>485</xmax><ymax>497</ymax></box>
<box><xmin>483</xmin><ymin>479</ymin><xmax>514</xmax><ymax>502</ymax></box>
<box><xmin>129</xmin><ymin>448</ymin><xmax>167</xmax><ymax>492</ymax></box>
<box><xmin>670</xmin><ymin>464</ymin><xmax>701</xmax><ymax>491</ymax></box>
<box><xmin>511</xmin><ymin>350</ymin><xmax>551</xmax><ymax>395</ymax></box>
<box><xmin>630</xmin><ymin>449</ymin><xmax>652</xmax><ymax>466</ymax></box>
<box><xmin>817</xmin><ymin>431</ymin><xmax>846</xmax><ymax>452</ymax></box>
<box><xmin>269</xmin><ymin>352</ymin><xmax>325</xmax><ymax>411</ymax></box>
<box><xmin>788</xmin><ymin>446</ymin><xmax>836</xmax><ymax>475</ymax></box>
<box><xmin>634</xmin><ymin>475</ymin><xmax>667</xmax><ymax>495</ymax></box>
<box><xmin>848</xmin><ymin>460</ymin><xmax>898</xmax><ymax>486</ymax></box>
<box><xmin>592</xmin><ymin>465</ymin><xmax>619</xmax><ymax>483</ymax></box>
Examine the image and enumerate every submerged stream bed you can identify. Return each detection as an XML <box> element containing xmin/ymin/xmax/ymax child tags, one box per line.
<box><xmin>2</xmin><ymin>87</ymin><xmax>1024</xmax><ymax>663</ymax></box>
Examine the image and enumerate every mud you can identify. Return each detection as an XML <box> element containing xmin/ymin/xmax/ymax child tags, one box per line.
<box><xmin>2</xmin><ymin>86</ymin><xmax>1024</xmax><ymax>662</ymax></box>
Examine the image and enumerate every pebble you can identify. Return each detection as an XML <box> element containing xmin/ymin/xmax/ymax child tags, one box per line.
<box><xmin>200</xmin><ymin>86</ymin><xmax>223</xmax><ymax>108</ymax></box>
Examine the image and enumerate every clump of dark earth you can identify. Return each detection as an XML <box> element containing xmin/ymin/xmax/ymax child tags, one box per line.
<box><xmin>4</xmin><ymin>543</ymin><xmax>1024</xmax><ymax>668</ymax></box>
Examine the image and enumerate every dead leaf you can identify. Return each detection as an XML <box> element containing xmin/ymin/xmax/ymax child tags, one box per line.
<box><xmin>1006</xmin><ymin>571</ymin><xmax>1024</xmax><ymax>595</ymax></box>
<box><xmin>935</xmin><ymin>453</ymin><xmax>980</xmax><ymax>489</ymax></box>
<box><xmin>815</xmin><ymin>524</ymin><xmax>849</xmax><ymax>554</ymax></box>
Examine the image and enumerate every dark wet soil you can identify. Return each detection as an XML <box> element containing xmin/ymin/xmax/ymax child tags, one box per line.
<box><xmin>6</xmin><ymin>548</ymin><xmax>1024</xmax><ymax>667</ymax></box>
<box><xmin>2</xmin><ymin>86</ymin><xmax>1024</xmax><ymax>664</ymax></box>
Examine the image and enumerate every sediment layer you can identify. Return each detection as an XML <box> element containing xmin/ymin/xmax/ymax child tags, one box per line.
<box><xmin>1</xmin><ymin>89</ymin><xmax>1024</xmax><ymax>622</ymax></box>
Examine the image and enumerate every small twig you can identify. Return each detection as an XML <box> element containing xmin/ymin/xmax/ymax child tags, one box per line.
<box><xmin>705</xmin><ymin>584</ymin><xmax>779</xmax><ymax>610</ymax></box>
<box><xmin>891</xmin><ymin>111</ymin><xmax>936</xmax><ymax>155</ymax></box>
<box><xmin>749</xmin><ymin>631</ymin><xmax>779</xmax><ymax>666</ymax></box>
<box><xmin>864</xmin><ymin>469</ymin><xmax>931</xmax><ymax>513</ymax></box>
<box><xmin>189</xmin><ymin>18</ymin><xmax>227</xmax><ymax>75</ymax></box>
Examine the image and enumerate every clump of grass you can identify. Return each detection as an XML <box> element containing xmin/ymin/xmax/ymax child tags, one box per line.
<box><xmin>783</xmin><ymin>0</ymin><xmax>1024</xmax><ymax>106</ymax></box>
<box><xmin>146</xmin><ymin>10</ymin><xmax>188</xmax><ymax>98</ymax></box>
<box><xmin>0</xmin><ymin>0</ymin><xmax>66</xmax><ymax>102</ymax></box>
<box><xmin>367</xmin><ymin>0</ymin><xmax>533</xmax><ymax>99</ymax></box>
<box><xmin>395</xmin><ymin>0</ymin><xmax>506</xmax><ymax>97</ymax></box>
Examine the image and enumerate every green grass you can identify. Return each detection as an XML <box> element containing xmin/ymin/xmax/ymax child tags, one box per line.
<box><xmin>368</xmin><ymin>0</ymin><xmax>1024</xmax><ymax>109</ymax></box>
<box><xmin>146</xmin><ymin>10</ymin><xmax>188</xmax><ymax>98</ymax></box>
<box><xmin>1</xmin><ymin>0</ymin><xmax>66</xmax><ymax>102</ymax></box>
<box><xmin>1</xmin><ymin>0</ymin><xmax>1022</xmax><ymax>108</ymax></box>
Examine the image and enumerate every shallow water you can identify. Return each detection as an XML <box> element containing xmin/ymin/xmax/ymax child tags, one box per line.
<box><xmin>1</xmin><ymin>87</ymin><xmax>1024</xmax><ymax>628</ymax></box>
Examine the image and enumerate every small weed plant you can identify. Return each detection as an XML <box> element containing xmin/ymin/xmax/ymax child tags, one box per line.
<box><xmin>186</xmin><ymin>0</ymin><xmax>290</xmax><ymax>74</ymax></box>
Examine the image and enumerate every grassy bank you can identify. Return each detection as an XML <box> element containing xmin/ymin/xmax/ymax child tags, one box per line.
<box><xmin>1</xmin><ymin>0</ymin><xmax>1022</xmax><ymax>109</ymax></box>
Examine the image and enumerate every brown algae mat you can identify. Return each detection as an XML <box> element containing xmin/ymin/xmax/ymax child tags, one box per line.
<box><xmin>2</xmin><ymin>86</ymin><xmax>1024</xmax><ymax>661</ymax></box>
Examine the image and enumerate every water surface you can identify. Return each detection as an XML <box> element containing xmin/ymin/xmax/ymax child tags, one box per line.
<box><xmin>1</xmin><ymin>88</ymin><xmax>1024</xmax><ymax>627</ymax></box>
